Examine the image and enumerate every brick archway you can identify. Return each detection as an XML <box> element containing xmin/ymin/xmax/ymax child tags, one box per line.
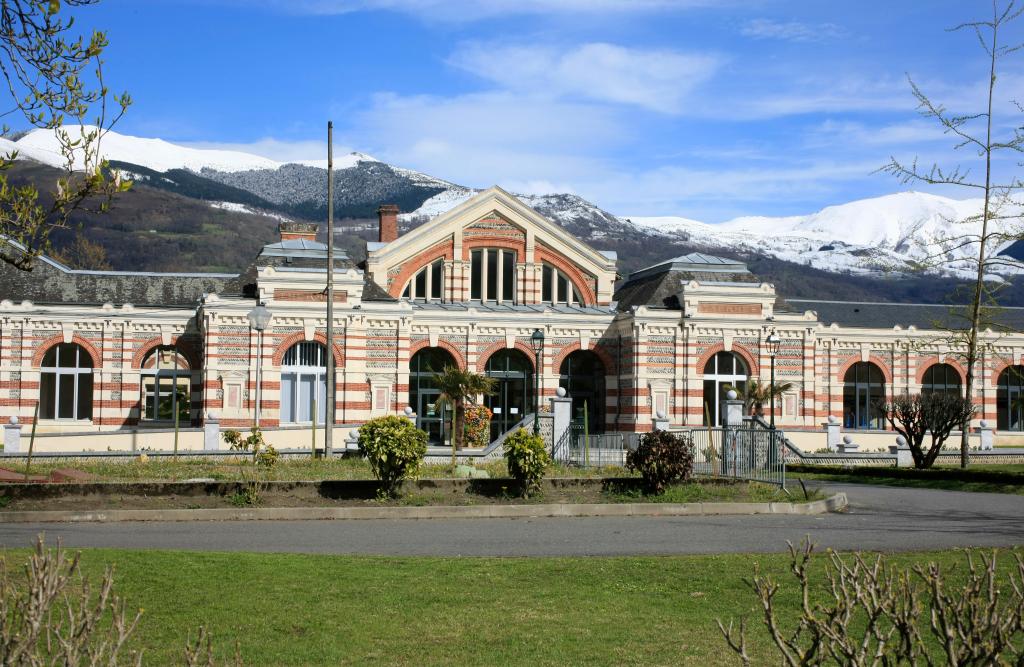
<box><xmin>552</xmin><ymin>342</ymin><xmax>616</xmax><ymax>376</ymax></box>
<box><xmin>836</xmin><ymin>355</ymin><xmax>894</xmax><ymax>384</ymax></box>
<box><xmin>915</xmin><ymin>357</ymin><xmax>967</xmax><ymax>385</ymax></box>
<box><xmin>476</xmin><ymin>341</ymin><xmax>538</xmax><ymax>372</ymax></box>
<box><xmin>535</xmin><ymin>246</ymin><xmax>598</xmax><ymax>306</ymax></box>
<box><xmin>272</xmin><ymin>331</ymin><xmax>344</xmax><ymax>367</ymax></box>
<box><xmin>990</xmin><ymin>359</ymin><xmax>1024</xmax><ymax>387</ymax></box>
<box><xmin>408</xmin><ymin>339</ymin><xmax>467</xmax><ymax>370</ymax></box>
<box><xmin>385</xmin><ymin>240</ymin><xmax>455</xmax><ymax>298</ymax></box>
<box><xmin>32</xmin><ymin>334</ymin><xmax>102</xmax><ymax>368</ymax></box>
<box><xmin>695</xmin><ymin>342</ymin><xmax>759</xmax><ymax>377</ymax></box>
<box><xmin>131</xmin><ymin>336</ymin><xmax>201</xmax><ymax>369</ymax></box>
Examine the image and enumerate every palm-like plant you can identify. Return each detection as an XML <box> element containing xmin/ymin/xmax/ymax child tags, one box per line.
<box><xmin>725</xmin><ymin>379</ymin><xmax>793</xmax><ymax>419</ymax></box>
<box><xmin>432</xmin><ymin>366</ymin><xmax>496</xmax><ymax>463</ymax></box>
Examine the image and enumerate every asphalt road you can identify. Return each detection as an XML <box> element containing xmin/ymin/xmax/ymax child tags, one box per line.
<box><xmin>1</xmin><ymin>483</ymin><xmax>1022</xmax><ymax>556</ymax></box>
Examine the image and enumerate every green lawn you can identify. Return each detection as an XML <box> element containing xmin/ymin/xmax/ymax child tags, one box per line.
<box><xmin>2</xmin><ymin>545</ymin><xmax>1019</xmax><ymax>666</ymax></box>
<box><xmin>791</xmin><ymin>462</ymin><xmax>1024</xmax><ymax>495</ymax></box>
<box><xmin>2</xmin><ymin>456</ymin><xmax>627</xmax><ymax>483</ymax></box>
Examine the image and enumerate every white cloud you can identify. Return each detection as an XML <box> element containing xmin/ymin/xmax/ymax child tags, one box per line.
<box><xmin>448</xmin><ymin>42</ymin><xmax>722</xmax><ymax>114</ymax></box>
<box><xmin>741</xmin><ymin>18</ymin><xmax>847</xmax><ymax>42</ymax></box>
<box><xmin>180</xmin><ymin>137</ymin><xmax>334</xmax><ymax>163</ymax></box>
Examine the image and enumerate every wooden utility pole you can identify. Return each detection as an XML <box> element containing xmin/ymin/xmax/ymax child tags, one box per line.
<box><xmin>325</xmin><ymin>121</ymin><xmax>335</xmax><ymax>457</ymax></box>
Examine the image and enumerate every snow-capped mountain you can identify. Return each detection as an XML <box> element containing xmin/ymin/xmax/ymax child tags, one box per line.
<box><xmin>3</xmin><ymin>126</ymin><xmax>1020</xmax><ymax>282</ymax></box>
<box><xmin>627</xmin><ymin>192</ymin><xmax>1024</xmax><ymax>280</ymax></box>
<box><xmin>0</xmin><ymin>125</ymin><xmax>376</xmax><ymax>173</ymax></box>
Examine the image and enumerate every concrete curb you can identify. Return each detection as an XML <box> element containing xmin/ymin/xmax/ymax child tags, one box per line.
<box><xmin>0</xmin><ymin>492</ymin><xmax>848</xmax><ymax>523</ymax></box>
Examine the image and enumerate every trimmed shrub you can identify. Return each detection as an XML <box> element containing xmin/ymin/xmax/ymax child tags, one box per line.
<box><xmin>502</xmin><ymin>428</ymin><xmax>551</xmax><ymax>497</ymax></box>
<box><xmin>358</xmin><ymin>415</ymin><xmax>428</xmax><ymax>497</ymax></box>
<box><xmin>463</xmin><ymin>404</ymin><xmax>492</xmax><ymax>449</ymax></box>
<box><xmin>626</xmin><ymin>430</ymin><xmax>695</xmax><ymax>494</ymax></box>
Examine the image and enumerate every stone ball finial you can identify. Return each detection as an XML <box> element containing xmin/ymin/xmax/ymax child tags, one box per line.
<box><xmin>843</xmin><ymin>435</ymin><xmax>852</xmax><ymax>445</ymax></box>
<box><xmin>896</xmin><ymin>435</ymin><xmax>907</xmax><ymax>446</ymax></box>
<box><xmin>726</xmin><ymin>389</ymin><xmax>738</xmax><ymax>400</ymax></box>
<box><xmin>656</xmin><ymin>409</ymin><xmax>666</xmax><ymax>420</ymax></box>
<box><xmin>8</xmin><ymin>416</ymin><xmax>17</xmax><ymax>426</ymax></box>
<box><xmin>980</xmin><ymin>420</ymin><xmax>988</xmax><ymax>428</ymax></box>
<box><xmin>556</xmin><ymin>386</ymin><xmax>567</xmax><ymax>398</ymax></box>
<box><xmin>348</xmin><ymin>427</ymin><xmax>360</xmax><ymax>441</ymax></box>
<box><xmin>827</xmin><ymin>415</ymin><xmax>837</xmax><ymax>425</ymax></box>
<box><xmin>404</xmin><ymin>406</ymin><xmax>414</xmax><ymax>417</ymax></box>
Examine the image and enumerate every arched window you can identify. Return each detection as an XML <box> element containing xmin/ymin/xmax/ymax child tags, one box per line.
<box><xmin>843</xmin><ymin>362</ymin><xmax>886</xmax><ymax>429</ymax></box>
<box><xmin>401</xmin><ymin>259</ymin><xmax>444</xmax><ymax>301</ymax></box>
<box><xmin>541</xmin><ymin>264</ymin><xmax>583</xmax><ymax>306</ymax></box>
<box><xmin>280</xmin><ymin>342</ymin><xmax>327</xmax><ymax>424</ymax></box>
<box><xmin>559</xmin><ymin>350</ymin><xmax>605</xmax><ymax>431</ymax></box>
<box><xmin>921</xmin><ymin>363</ymin><xmax>962</xmax><ymax>396</ymax></box>
<box><xmin>409</xmin><ymin>347</ymin><xmax>457</xmax><ymax>444</ymax></box>
<box><xmin>141</xmin><ymin>346</ymin><xmax>192</xmax><ymax>422</ymax></box>
<box><xmin>702</xmin><ymin>351</ymin><xmax>747</xmax><ymax>425</ymax></box>
<box><xmin>39</xmin><ymin>343</ymin><xmax>93</xmax><ymax>421</ymax></box>
<box><xmin>470</xmin><ymin>249</ymin><xmax>516</xmax><ymax>303</ymax></box>
<box><xmin>997</xmin><ymin>365</ymin><xmax>1024</xmax><ymax>431</ymax></box>
<box><xmin>484</xmin><ymin>349</ymin><xmax>533</xmax><ymax>440</ymax></box>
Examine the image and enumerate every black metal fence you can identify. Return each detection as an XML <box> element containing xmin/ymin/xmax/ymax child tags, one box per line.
<box><xmin>559</xmin><ymin>426</ymin><xmax>786</xmax><ymax>487</ymax></box>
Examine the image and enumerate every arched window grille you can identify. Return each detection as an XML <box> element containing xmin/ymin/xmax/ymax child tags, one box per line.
<box><xmin>541</xmin><ymin>263</ymin><xmax>584</xmax><ymax>306</ymax></box>
<box><xmin>402</xmin><ymin>259</ymin><xmax>444</xmax><ymax>301</ymax></box>
<box><xmin>997</xmin><ymin>365</ymin><xmax>1024</xmax><ymax>431</ymax></box>
<box><xmin>702</xmin><ymin>351</ymin><xmax>747</xmax><ymax>426</ymax></box>
<box><xmin>470</xmin><ymin>249</ymin><xmax>516</xmax><ymax>303</ymax></box>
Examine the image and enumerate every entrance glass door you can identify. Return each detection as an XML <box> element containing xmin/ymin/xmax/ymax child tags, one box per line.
<box><xmin>417</xmin><ymin>389</ymin><xmax>448</xmax><ymax>445</ymax></box>
<box><xmin>485</xmin><ymin>350</ymin><xmax>533</xmax><ymax>442</ymax></box>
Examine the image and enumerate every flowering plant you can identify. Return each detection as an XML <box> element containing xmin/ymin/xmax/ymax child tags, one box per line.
<box><xmin>463</xmin><ymin>404</ymin><xmax>492</xmax><ymax>448</ymax></box>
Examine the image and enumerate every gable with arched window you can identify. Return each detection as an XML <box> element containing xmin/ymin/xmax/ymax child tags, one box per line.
<box><xmin>39</xmin><ymin>343</ymin><xmax>93</xmax><ymax>421</ymax></box>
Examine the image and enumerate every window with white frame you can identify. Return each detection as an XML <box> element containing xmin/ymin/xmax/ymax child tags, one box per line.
<box><xmin>280</xmin><ymin>341</ymin><xmax>327</xmax><ymax>424</ymax></box>
<box><xmin>39</xmin><ymin>343</ymin><xmax>93</xmax><ymax>421</ymax></box>
<box><xmin>541</xmin><ymin>263</ymin><xmax>584</xmax><ymax>306</ymax></box>
<box><xmin>470</xmin><ymin>249</ymin><xmax>516</xmax><ymax>302</ymax></box>
<box><xmin>401</xmin><ymin>259</ymin><xmax>444</xmax><ymax>301</ymax></box>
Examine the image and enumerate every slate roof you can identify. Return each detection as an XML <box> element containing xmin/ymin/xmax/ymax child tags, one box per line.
<box><xmin>1</xmin><ymin>255</ymin><xmax>234</xmax><ymax>307</ymax></box>
<box><xmin>785</xmin><ymin>299</ymin><xmax>1024</xmax><ymax>330</ymax></box>
<box><xmin>614</xmin><ymin>252</ymin><xmax>760</xmax><ymax>311</ymax></box>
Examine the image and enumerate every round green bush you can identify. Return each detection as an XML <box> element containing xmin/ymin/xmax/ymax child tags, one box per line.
<box><xmin>626</xmin><ymin>430</ymin><xmax>695</xmax><ymax>494</ymax></box>
<box><xmin>358</xmin><ymin>415</ymin><xmax>428</xmax><ymax>497</ymax></box>
<box><xmin>502</xmin><ymin>428</ymin><xmax>551</xmax><ymax>497</ymax></box>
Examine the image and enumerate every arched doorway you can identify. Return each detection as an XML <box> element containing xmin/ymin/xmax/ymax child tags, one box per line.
<box><xmin>843</xmin><ymin>362</ymin><xmax>885</xmax><ymax>429</ymax></box>
<box><xmin>484</xmin><ymin>349</ymin><xmax>533</xmax><ymax>441</ymax></box>
<box><xmin>409</xmin><ymin>347</ymin><xmax>456</xmax><ymax>444</ymax></box>
<box><xmin>559</xmin><ymin>350</ymin><xmax>605</xmax><ymax>431</ymax></box>
<box><xmin>702</xmin><ymin>351</ymin><xmax>747</xmax><ymax>425</ymax></box>
<box><xmin>141</xmin><ymin>345</ymin><xmax>193</xmax><ymax>423</ymax></box>
<box><xmin>921</xmin><ymin>363</ymin><xmax>962</xmax><ymax>396</ymax></box>
<box><xmin>280</xmin><ymin>341</ymin><xmax>327</xmax><ymax>424</ymax></box>
<box><xmin>997</xmin><ymin>365</ymin><xmax>1024</xmax><ymax>431</ymax></box>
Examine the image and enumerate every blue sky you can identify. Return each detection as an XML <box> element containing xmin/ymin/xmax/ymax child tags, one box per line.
<box><xmin>66</xmin><ymin>0</ymin><xmax>1024</xmax><ymax>221</ymax></box>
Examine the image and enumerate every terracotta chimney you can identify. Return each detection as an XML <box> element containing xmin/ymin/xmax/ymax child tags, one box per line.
<box><xmin>279</xmin><ymin>221</ymin><xmax>318</xmax><ymax>242</ymax></box>
<box><xmin>377</xmin><ymin>204</ymin><xmax>399</xmax><ymax>243</ymax></box>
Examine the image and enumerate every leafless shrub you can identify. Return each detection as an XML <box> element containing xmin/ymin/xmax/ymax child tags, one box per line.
<box><xmin>718</xmin><ymin>538</ymin><xmax>1024</xmax><ymax>666</ymax></box>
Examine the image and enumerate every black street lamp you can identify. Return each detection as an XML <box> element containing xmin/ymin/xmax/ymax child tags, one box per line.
<box><xmin>530</xmin><ymin>328</ymin><xmax>545</xmax><ymax>435</ymax></box>
<box><xmin>766</xmin><ymin>329</ymin><xmax>781</xmax><ymax>429</ymax></box>
<box><xmin>247</xmin><ymin>302</ymin><xmax>272</xmax><ymax>428</ymax></box>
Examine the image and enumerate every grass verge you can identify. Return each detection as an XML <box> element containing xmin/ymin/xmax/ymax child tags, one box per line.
<box><xmin>0</xmin><ymin>545</ymin><xmax>1019</xmax><ymax>666</ymax></box>
<box><xmin>790</xmin><ymin>463</ymin><xmax>1024</xmax><ymax>495</ymax></box>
